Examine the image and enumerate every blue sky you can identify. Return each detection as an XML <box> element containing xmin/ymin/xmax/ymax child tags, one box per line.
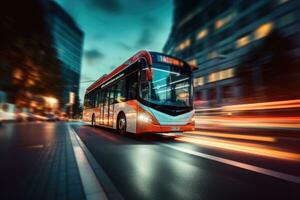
<box><xmin>55</xmin><ymin>0</ymin><xmax>173</xmax><ymax>101</ymax></box>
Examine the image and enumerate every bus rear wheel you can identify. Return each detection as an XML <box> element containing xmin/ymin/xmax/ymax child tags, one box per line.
<box><xmin>117</xmin><ymin>113</ymin><xmax>126</xmax><ymax>135</ymax></box>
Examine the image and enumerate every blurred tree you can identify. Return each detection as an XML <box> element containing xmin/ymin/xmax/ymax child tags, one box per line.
<box><xmin>236</xmin><ymin>31</ymin><xmax>300</xmax><ymax>102</ymax></box>
<box><xmin>0</xmin><ymin>0</ymin><xmax>63</xmax><ymax>108</ymax></box>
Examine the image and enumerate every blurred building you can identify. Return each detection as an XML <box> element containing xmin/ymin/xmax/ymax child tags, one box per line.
<box><xmin>47</xmin><ymin>1</ymin><xmax>84</xmax><ymax>114</ymax></box>
<box><xmin>0</xmin><ymin>0</ymin><xmax>83</xmax><ymax>115</ymax></box>
<box><xmin>164</xmin><ymin>0</ymin><xmax>300</xmax><ymax>108</ymax></box>
<box><xmin>1</xmin><ymin>0</ymin><xmax>61</xmax><ymax>109</ymax></box>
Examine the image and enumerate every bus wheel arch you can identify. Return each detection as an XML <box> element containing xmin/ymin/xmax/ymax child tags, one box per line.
<box><xmin>117</xmin><ymin>111</ymin><xmax>126</xmax><ymax>135</ymax></box>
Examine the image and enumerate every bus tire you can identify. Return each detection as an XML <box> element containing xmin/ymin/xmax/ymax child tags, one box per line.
<box><xmin>91</xmin><ymin>114</ymin><xmax>96</xmax><ymax>126</ymax></box>
<box><xmin>117</xmin><ymin>112</ymin><xmax>126</xmax><ymax>135</ymax></box>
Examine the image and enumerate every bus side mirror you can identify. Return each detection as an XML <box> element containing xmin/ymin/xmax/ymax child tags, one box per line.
<box><xmin>146</xmin><ymin>68</ymin><xmax>153</xmax><ymax>81</ymax></box>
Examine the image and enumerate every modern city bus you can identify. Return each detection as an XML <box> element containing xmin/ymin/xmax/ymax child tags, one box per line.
<box><xmin>83</xmin><ymin>51</ymin><xmax>197</xmax><ymax>136</ymax></box>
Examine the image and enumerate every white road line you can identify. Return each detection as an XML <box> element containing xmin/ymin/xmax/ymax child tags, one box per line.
<box><xmin>162</xmin><ymin>144</ymin><xmax>300</xmax><ymax>184</ymax></box>
<box><xmin>68</xmin><ymin>125</ymin><xmax>108</xmax><ymax>200</ymax></box>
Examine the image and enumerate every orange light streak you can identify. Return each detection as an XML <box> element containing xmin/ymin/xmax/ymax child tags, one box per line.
<box><xmin>222</xmin><ymin>99</ymin><xmax>300</xmax><ymax>111</ymax></box>
<box><xmin>195</xmin><ymin>116</ymin><xmax>300</xmax><ymax>129</ymax></box>
<box><xmin>185</xmin><ymin>131</ymin><xmax>276</xmax><ymax>142</ymax></box>
<box><xmin>176</xmin><ymin>136</ymin><xmax>300</xmax><ymax>161</ymax></box>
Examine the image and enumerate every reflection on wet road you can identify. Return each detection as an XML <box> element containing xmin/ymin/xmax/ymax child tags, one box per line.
<box><xmin>72</xmin><ymin>123</ymin><xmax>300</xmax><ymax>200</ymax></box>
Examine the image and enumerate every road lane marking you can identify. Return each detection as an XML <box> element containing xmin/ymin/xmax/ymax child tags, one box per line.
<box><xmin>68</xmin><ymin>125</ymin><xmax>108</xmax><ymax>200</ymax></box>
<box><xmin>163</xmin><ymin>144</ymin><xmax>300</xmax><ymax>184</ymax></box>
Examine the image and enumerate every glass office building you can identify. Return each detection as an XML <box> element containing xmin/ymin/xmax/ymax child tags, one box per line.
<box><xmin>164</xmin><ymin>0</ymin><xmax>300</xmax><ymax>109</ymax></box>
<box><xmin>47</xmin><ymin>1</ymin><xmax>84</xmax><ymax>113</ymax></box>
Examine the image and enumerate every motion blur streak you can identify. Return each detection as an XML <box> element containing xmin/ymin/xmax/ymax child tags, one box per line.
<box><xmin>176</xmin><ymin>136</ymin><xmax>300</xmax><ymax>161</ymax></box>
<box><xmin>185</xmin><ymin>131</ymin><xmax>276</xmax><ymax>142</ymax></box>
<box><xmin>196</xmin><ymin>116</ymin><xmax>300</xmax><ymax>129</ymax></box>
<box><xmin>222</xmin><ymin>99</ymin><xmax>300</xmax><ymax>111</ymax></box>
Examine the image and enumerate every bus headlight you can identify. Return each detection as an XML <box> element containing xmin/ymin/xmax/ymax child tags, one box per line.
<box><xmin>189</xmin><ymin>114</ymin><xmax>195</xmax><ymax>125</ymax></box>
<box><xmin>138</xmin><ymin>109</ymin><xmax>159</xmax><ymax>125</ymax></box>
<box><xmin>138</xmin><ymin>113</ymin><xmax>152</xmax><ymax>123</ymax></box>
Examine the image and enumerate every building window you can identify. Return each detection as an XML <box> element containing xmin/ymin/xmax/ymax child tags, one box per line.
<box><xmin>236</xmin><ymin>35</ymin><xmax>250</xmax><ymax>48</ymax></box>
<box><xmin>208</xmin><ymin>68</ymin><xmax>234</xmax><ymax>83</ymax></box>
<box><xmin>254</xmin><ymin>22</ymin><xmax>273</xmax><ymax>40</ymax></box>
<box><xmin>215</xmin><ymin>13</ymin><xmax>235</xmax><ymax>29</ymax></box>
<box><xmin>197</xmin><ymin>29</ymin><xmax>208</xmax><ymax>40</ymax></box>
<box><xmin>208</xmin><ymin>72</ymin><xmax>218</xmax><ymax>83</ymax></box>
<box><xmin>188</xmin><ymin>59</ymin><xmax>197</xmax><ymax>66</ymax></box>
<box><xmin>194</xmin><ymin>76</ymin><xmax>204</xmax><ymax>87</ymax></box>
<box><xmin>220</xmin><ymin>68</ymin><xmax>234</xmax><ymax>80</ymax></box>
<box><xmin>176</xmin><ymin>39</ymin><xmax>191</xmax><ymax>51</ymax></box>
<box><xmin>207</xmin><ymin>51</ymin><xmax>218</xmax><ymax>59</ymax></box>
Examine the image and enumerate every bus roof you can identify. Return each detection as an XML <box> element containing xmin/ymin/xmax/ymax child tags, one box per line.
<box><xmin>85</xmin><ymin>50</ymin><xmax>195</xmax><ymax>94</ymax></box>
<box><xmin>86</xmin><ymin>50</ymin><xmax>152</xmax><ymax>94</ymax></box>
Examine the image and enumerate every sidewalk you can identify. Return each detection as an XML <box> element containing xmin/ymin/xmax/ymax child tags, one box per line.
<box><xmin>18</xmin><ymin>123</ymin><xmax>85</xmax><ymax>200</ymax></box>
<box><xmin>0</xmin><ymin>122</ymin><xmax>114</xmax><ymax>200</ymax></box>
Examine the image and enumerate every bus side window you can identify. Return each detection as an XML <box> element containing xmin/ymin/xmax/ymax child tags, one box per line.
<box><xmin>100</xmin><ymin>90</ymin><xmax>103</xmax><ymax>107</ymax></box>
<box><xmin>104</xmin><ymin>89</ymin><xmax>110</xmax><ymax>106</ymax></box>
<box><xmin>97</xmin><ymin>89</ymin><xmax>102</xmax><ymax>107</ymax></box>
<box><xmin>102</xmin><ymin>89</ymin><xmax>106</xmax><ymax>106</ymax></box>
<box><xmin>95</xmin><ymin>91</ymin><xmax>98</xmax><ymax>108</ymax></box>
<box><xmin>114</xmin><ymin>79</ymin><xmax>125</xmax><ymax>103</ymax></box>
<box><xmin>85</xmin><ymin>93</ymin><xmax>91</xmax><ymax>109</ymax></box>
<box><xmin>92</xmin><ymin>91</ymin><xmax>96</xmax><ymax>108</ymax></box>
<box><xmin>90</xmin><ymin>92</ymin><xmax>94</xmax><ymax>108</ymax></box>
<box><xmin>126</xmin><ymin>71</ymin><xmax>138</xmax><ymax>100</ymax></box>
<box><xmin>109</xmin><ymin>85</ymin><xmax>115</xmax><ymax>105</ymax></box>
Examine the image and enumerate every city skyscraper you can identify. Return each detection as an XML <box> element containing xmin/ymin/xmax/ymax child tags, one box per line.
<box><xmin>47</xmin><ymin>1</ymin><xmax>84</xmax><ymax>115</ymax></box>
<box><xmin>164</xmin><ymin>0</ymin><xmax>300</xmax><ymax>109</ymax></box>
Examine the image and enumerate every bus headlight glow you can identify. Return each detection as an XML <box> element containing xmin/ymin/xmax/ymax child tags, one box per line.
<box><xmin>189</xmin><ymin>114</ymin><xmax>195</xmax><ymax>125</ymax></box>
<box><xmin>138</xmin><ymin>113</ymin><xmax>152</xmax><ymax>123</ymax></box>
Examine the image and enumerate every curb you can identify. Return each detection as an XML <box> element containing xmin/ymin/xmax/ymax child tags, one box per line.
<box><xmin>71</xmin><ymin>125</ymin><xmax>124</xmax><ymax>200</ymax></box>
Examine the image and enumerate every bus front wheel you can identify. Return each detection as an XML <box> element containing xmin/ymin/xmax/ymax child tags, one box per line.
<box><xmin>117</xmin><ymin>112</ymin><xmax>126</xmax><ymax>135</ymax></box>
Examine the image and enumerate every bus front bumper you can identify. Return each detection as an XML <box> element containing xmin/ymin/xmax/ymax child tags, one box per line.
<box><xmin>137</xmin><ymin>122</ymin><xmax>195</xmax><ymax>134</ymax></box>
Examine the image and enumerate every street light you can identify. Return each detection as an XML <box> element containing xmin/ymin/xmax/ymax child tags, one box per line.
<box><xmin>44</xmin><ymin>96</ymin><xmax>58</xmax><ymax>110</ymax></box>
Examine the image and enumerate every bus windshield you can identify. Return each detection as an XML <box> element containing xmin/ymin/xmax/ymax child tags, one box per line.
<box><xmin>140</xmin><ymin>63</ymin><xmax>192</xmax><ymax>107</ymax></box>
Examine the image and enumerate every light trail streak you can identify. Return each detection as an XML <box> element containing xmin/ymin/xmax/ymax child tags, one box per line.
<box><xmin>185</xmin><ymin>131</ymin><xmax>276</xmax><ymax>142</ymax></box>
<box><xmin>222</xmin><ymin>99</ymin><xmax>300</xmax><ymax>111</ymax></box>
<box><xmin>195</xmin><ymin>116</ymin><xmax>300</xmax><ymax>129</ymax></box>
<box><xmin>176</xmin><ymin>136</ymin><xmax>300</xmax><ymax>161</ymax></box>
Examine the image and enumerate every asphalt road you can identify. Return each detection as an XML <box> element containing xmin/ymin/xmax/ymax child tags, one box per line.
<box><xmin>0</xmin><ymin>122</ymin><xmax>300</xmax><ymax>200</ymax></box>
<box><xmin>72</xmin><ymin>123</ymin><xmax>300</xmax><ymax>200</ymax></box>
